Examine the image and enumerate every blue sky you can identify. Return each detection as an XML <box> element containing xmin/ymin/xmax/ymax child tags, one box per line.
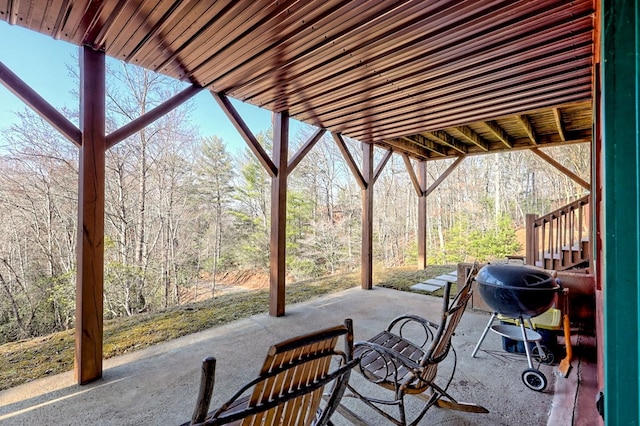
<box><xmin>0</xmin><ymin>22</ymin><xmax>308</xmax><ymax>154</ymax></box>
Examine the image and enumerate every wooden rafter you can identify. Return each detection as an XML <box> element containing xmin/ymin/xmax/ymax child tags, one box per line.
<box><xmin>484</xmin><ymin>120</ymin><xmax>513</xmax><ymax>148</ymax></box>
<box><xmin>402</xmin><ymin>134</ymin><xmax>447</xmax><ymax>156</ymax></box>
<box><xmin>212</xmin><ymin>92</ymin><xmax>277</xmax><ymax>178</ymax></box>
<box><xmin>530</xmin><ymin>148</ymin><xmax>591</xmax><ymax>190</ymax></box>
<box><xmin>373</xmin><ymin>148</ymin><xmax>393</xmax><ymax>184</ymax></box>
<box><xmin>92</xmin><ymin>0</ymin><xmax>131</xmax><ymax>49</ymax></box>
<box><xmin>124</xmin><ymin>0</ymin><xmax>192</xmax><ymax>61</ymax></box>
<box><xmin>401</xmin><ymin>154</ymin><xmax>423</xmax><ymax>196</ymax></box>
<box><xmin>0</xmin><ymin>60</ymin><xmax>81</xmax><ymax>146</ymax></box>
<box><xmin>106</xmin><ymin>85</ymin><xmax>202</xmax><ymax>149</ymax></box>
<box><xmin>517</xmin><ymin>114</ymin><xmax>538</xmax><ymax>145</ymax></box>
<box><xmin>332</xmin><ymin>132</ymin><xmax>366</xmax><ymax>189</ymax></box>
<box><xmin>424</xmin><ymin>156</ymin><xmax>465</xmax><ymax>197</ymax></box>
<box><xmin>455</xmin><ymin>126</ymin><xmax>489</xmax><ymax>151</ymax></box>
<box><xmin>553</xmin><ymin>108</ymin><xmax>567</xmax><ymax>141</ymax></box>
<box><xmin>426</xmin><ymin>130</ymin><xmax>467</xmax><ymax>154</ymax></box>
<box><xmin>384</xmin><ymin>138</ymin><xmax>432</xmax><ymax>159</ymax></box>
<box><xmin>287</xmin><ymin>128</ymin><xmax>325</xmax><ymax>175</ymax></box>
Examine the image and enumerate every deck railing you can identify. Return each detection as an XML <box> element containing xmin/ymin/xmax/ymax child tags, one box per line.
<box><xmin>525</xmin><ymin>195</ymin><xmax>591</xmax><ymax>270</ymax></box>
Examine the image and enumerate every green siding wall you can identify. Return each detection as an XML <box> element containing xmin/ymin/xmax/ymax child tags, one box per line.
<box><xmin>602</xmin><ymin>0</ymin><xmax>640</xmax><ymax>424</ymax></box>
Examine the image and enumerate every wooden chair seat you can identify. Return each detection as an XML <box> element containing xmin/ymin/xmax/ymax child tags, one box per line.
<box><xmin>354</xmin><ymin>330</ymin><xmax>426</xmax><ymax>392</ymax></box>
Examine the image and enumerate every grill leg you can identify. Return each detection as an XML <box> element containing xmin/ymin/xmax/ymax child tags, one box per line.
<box><xmin>525</xmin><ymin>318</ymin><xmax>546</xmax><ymax>361</ymax></box>
<box><xmin>472</xmin><ymin>312</ymin><xmax>497</xmax><ymax>358</ymax></box>
<box><xmin>519</xmin><ymin>318</ymin><xmax>535</xmax><ymax>369</ymax></box>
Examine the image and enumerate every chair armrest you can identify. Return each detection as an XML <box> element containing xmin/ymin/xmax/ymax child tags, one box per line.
<box><xmin>385</xmin><ymin>315</ymin><xmax>439</xmax><ymax>349</ymax></box>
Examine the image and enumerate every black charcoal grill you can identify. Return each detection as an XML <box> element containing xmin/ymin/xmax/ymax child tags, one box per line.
<box><xmin>476</xmin><ymin>263</ymin><xmax>559</xmax><ymax>318</ymax></box>
<box><xmin>471</xmin><ymin>263</ymin><xmax>560</xmax><ymax>391</ymax></box>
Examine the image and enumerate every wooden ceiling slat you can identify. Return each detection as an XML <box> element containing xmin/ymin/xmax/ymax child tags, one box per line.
<box><xmin>0</xmin><ymin>0</ymin><xmax>595</xmax><ymax>161</ymax></box>
<box><xmin>130</xmin><ymin>0</ymin><xmax>209</xmax><ymax>66</ymax></box>
<box><xmin>161</xmin><ymin>1</ymin><xmax>275</xmax><ymax>77</ymax></box>
<box><xmin>231</xmin><ymin>0</ymin><xmax>501</xmax><ymax>101</ymax></box>
<box><xmin>355</xmin><ymin>94</ymin><xmax>591</xmax><ymax>143</ymax></box>
<box><xmin>107</xmin><ymin>0</ymin><xmax>181</xmax><ymax>63</ymax></box>
<box><xmin>351</xmin><ymin>91</ymin><xmax>592</xmax><ymax>142</ymax></box>
<box><xmin>91</xmin><ymin>0</ymin><xmax>129</xmax><ymax>49</ymax></box>
<box><xmin>341</xmin><ymin>76</ymin><xmax>593</xmax><ymax>139</ymax></box>
<box><xmin>287</xmin><ymin>30</ymin><xmax>593</xmax><ymax>123</ymax></box>
<box><xmin>109</xmin><ymin>0</ymin><xmax>185</xmax><ymax>59</ymax></box>
<box><xmin>238</xmin><ymin>0</ymin><xmax>592</xmax><ymax>108</ymax></box>
<box><xmin>139</xmin><ymin>1</ymin><xmax>237</xmax><ymax>71</ymax></box>
<box><xmin>293</xmin><ymin>29</ymin><xmax>593</xmax><ymax>122</ymax></box>
<box><xmin>208</xmin><ymin>0</ymin><xmax>410</xmax><ymax>92</ymax></box>
<box><xmin>191</xmin><ymin>0</ymin><xmax>357</xmax><ymax>87</ymax></box>
<box><xmin>315</xmin><ymin>54</ymin><xmax>593</xmax><ymax>131</ymax></box>
<box><xmin>206</xmin><ymin>0</ymin><xmax>418</xmax><ymax>93</ymax></box>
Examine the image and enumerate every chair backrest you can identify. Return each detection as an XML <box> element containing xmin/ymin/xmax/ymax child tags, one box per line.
<box><xmin>416</xmin><ymin>287</ymin><xmax>472</xmax><ymax>385</ymax></box>
<box><xmin>190</xmin><ymin>319</ymin><xmax>355</xmax><ymax>426</ymax></box>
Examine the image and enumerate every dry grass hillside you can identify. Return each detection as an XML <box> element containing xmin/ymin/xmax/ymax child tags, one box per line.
<box><xmin>0</xmin><ymin>265</ymin><xmax>454</xmax><ymax>391</ymax></box>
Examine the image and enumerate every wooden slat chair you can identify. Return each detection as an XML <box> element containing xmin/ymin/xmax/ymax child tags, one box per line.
<box><xmin>342</xmin><ymin>265</ymin><xmax>488</xmax><ymax>426</ymax></box>
<box><xmin>184</xmin><ymin>319</ymin><xmax>357</xmax><ymax>426</ymax></box>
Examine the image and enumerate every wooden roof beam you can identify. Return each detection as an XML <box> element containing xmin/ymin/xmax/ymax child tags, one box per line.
<box><xmin>212</xmin><ymin>92</ymin><xmax>277</xmax><ymax>178</ymax></box>
<box><xmin>373</xmin><ymin>148</ymin><xmax>393</xmax><ymax>184</ymax></box>
<box><xmin>426</xmin><ymin>130</ymin><xmax>467</xmax><ymax>154</ymax></box>
<box><xmin>531</xmin><ymin>148</ymin><xmax>591</xmax><ymax>191</ymax></box>
<box><xmin>401</xmin><ymin>154</ymin><xmax>423</xmax><ymax>196</ymax></box>
<box><xmin>553</xmin><ymin>108</ymin><xmax>567</xmax><ymax>141</ymax></box>
<box><xmin>331</xmin><ymin>132</ymin><xmax>366</xmax><ymax>189</ymax></box>
<box><xmin>484</xmin><ymin>120</ymin><xmax>514</xmax><ymax>148</ymax></box>
<box><xmin>107</xmin><ymin>85</ymin><xmax>202</xmax><ymax>149</ymax></box>
<box><xmin>455</xmin><ymin>126</ymin><xmax>490</xmax><ymax>151</ymax></box>
<box><xmin>425</xmin><ymin>156</ymin><xmax>466</xmax><ymax>197</ymax></box>
<box><xmin>287</xmin><ymin>127</ymin><xmax>325</xmax><ymax>175</ymax></box>
<box><xmin>383</xmin><ymin>138</ymin><xmax>433</xmax><ymax>160</ymax></box>
<box><xmin>517</xmin><ymin>114</ymin><xmax>539</xmax><ymax>146</ymax></box>
<box><xmin>0</xmin><ymin>60</ymin><xmax>81</xmax><ymax>146</ymax></box>
<box><xmin>402</xmin><ymin>134</ymin><xmax>447</xmax><ymax>156</ymax></box>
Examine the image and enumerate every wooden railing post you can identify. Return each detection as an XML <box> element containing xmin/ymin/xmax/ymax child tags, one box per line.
<box><xmin>526</xmin><ymin>213</ymin><xmax>537</xmax><ymax>266</ymax></box>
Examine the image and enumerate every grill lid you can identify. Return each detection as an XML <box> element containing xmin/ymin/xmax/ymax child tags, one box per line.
<box><xmin>475</xmin><ymin>264</ymin><xmax>556</xmax><ymax>290</ymax></box>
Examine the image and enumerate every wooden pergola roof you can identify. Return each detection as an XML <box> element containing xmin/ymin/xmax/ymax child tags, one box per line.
<box><xmin>0</xmin><ymin>0</ymin><xmax>595</xmax><ymax>160</ymax></box>
<box><xmin>0</xmin><ymin>0</ymin><xmax>597</xmax><ymax>387</ymax></box>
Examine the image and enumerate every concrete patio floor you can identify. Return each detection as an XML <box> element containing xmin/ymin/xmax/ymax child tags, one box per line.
<box><xmin>0</xmin><ymin>286</ymin><xmax>588</xmax><ymax>425</ymax></box>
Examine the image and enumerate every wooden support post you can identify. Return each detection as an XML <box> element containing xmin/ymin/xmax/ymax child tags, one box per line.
<box><xmin>525</xmin><ymin>213</ymin><xmax>536</xmax><ymax>266</ymax></box>
<box><xmin>75</xmin><ymin>46</ymin><xmax>106</xmax><ymax>384</ymax></box>
<box><xmin>361</xmin><ymin>142</ymin><xmax>374</xmax><ymax>290</ymax></box>
<box><xmin>269</xmin><ymin>112</ymin><xmax>289</xmax><ymax>316</ymax></box>
<box><xmin>417</xmin><ymin>161</ymin><xmax>427</xmax><ymax>269</ymax></box>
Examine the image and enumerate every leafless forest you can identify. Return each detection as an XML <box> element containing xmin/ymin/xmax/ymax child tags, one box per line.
<box><xmin>0</xmin><ymin>64</ymin><xmax>590</xmax><ymax>344</ymax></box>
